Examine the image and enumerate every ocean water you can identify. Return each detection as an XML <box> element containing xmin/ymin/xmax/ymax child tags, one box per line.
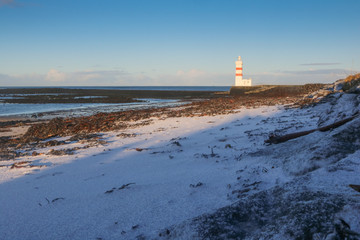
<box><xmin>0</xmin><ymin>99</ymin><xmax>184</xmax><ymax>118</ymax></box>
<box><xmin>68</xmin><ymin>86</ymin><xmax>230</xmax><ymax>91</ymax></box>
<box><xmin>3</xmin><ymin>86</ymin><xmax>230</xmax><ymax>91</ymax></box>
<box><xmin>0</xmin><ymin>86</ymin><xmax>229</xmax><ymax>117</ymax></box>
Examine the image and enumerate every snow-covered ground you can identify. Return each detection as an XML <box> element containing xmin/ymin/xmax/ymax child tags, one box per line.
<box><xmin>1</xmin><ymin>94</ymin><xmax>360</xmax><ymax>239</ymax></box>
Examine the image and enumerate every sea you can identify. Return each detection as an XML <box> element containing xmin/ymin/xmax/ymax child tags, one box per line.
<box><xmin>0</xmin><ymin>86</ymin><xmax>230</xmax><ymax>118</ymax></box>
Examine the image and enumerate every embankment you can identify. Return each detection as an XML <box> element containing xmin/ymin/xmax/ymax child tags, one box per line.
<box><xmin>230</xmin><ymin>84</ymin><xmax>324</xmax><ymax>97</ymax></box>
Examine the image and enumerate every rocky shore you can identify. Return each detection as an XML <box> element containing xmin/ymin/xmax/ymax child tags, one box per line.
<box><xmin>0</xmin><ymin>82</ymin><xmax>326</xmax><ymax>161</ymax></box>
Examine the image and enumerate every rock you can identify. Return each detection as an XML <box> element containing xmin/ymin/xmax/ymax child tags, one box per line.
<box><xmin>0</xmin><ymin>149</ymin><xmax>19</xmax><ymax>160</ymax></box>
<box><xmin>117</xmin><ymin>133</ymin><xmax>137</xmax><ymax>138</ymax></box>
<box><xmin>10</xmin><ymin>161</ymin><xmax>30</xmax><ymax>169</ymax></box>
<box><xmin>334</xmin><ymin>82</ymin><xmax>344</xmax><ymax>91</ymax></box>
<box><xmin>165</xmin><ymin>188</ymin><xmax>350</xmax><ymax>239</ymax></box>
<box><xmin>47</xmin><ymin>148</ymin><xmax>75</xmax><ymax>156</ymax></box>
<box><xmin>69</xmin><ymin>133</ymin><xmax>101</xmax><ymax>142</ymax></box>
<box><xmin>348</xmin><ymin>85</ymin><xmax>360</xmax><ymax>94</ymax></box>
<box><xmin>190</xmin><ymin>182</ymin><xmax>203</xmax><ymax>188</ymax></box>
<box><xmin>349</xmin><ymin>184</ymin><xmax>360</xmax><ymax>193</ymax></box>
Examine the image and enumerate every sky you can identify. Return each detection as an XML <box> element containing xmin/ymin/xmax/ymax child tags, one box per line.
<box><xmin>0</xmin><ymin>0</ymin><xmax>359</xmax><ymax>86</ymax></box>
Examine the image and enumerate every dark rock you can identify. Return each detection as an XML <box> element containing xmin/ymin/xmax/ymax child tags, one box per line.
<box><xmin>164</xmin><ymin>187</ymin><xmax>350</xmax><ymax>239</ymax></box>
<box><xmin>47</xmin><ymin>148</ymin><xmax>75</xmax><ymax>156</ymax></box>
<box><xmin>190</xmin><ymin>182</ymin><xmax>203</xmax><ymax>188</ymax></box>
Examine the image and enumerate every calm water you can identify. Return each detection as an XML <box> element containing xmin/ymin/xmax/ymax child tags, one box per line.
<box><xmin>0</xmin><ymin>86</ymin><xmax>229</xmax><ymax>117</ymax></box>
<box><xmin>2</xmin><ymin>86</ymin><xmax>230</xmax><ymax>91</ymax></box>
<box><xmin>0</xmin><ymin>99</ymin><xmax>182</xmax><ymax>118</ymax></box>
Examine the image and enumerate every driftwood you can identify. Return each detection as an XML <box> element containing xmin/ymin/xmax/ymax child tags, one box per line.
<box><xmin>265</xmin><ymin>114</ymin><xmax>358</xmax><ymax>144</ymax></box>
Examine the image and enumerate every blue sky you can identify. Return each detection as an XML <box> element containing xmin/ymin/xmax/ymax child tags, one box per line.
<box><xmin>1</xmin><ymin>0</ymin><xmax>359</xmax><ymax>86</ymax></box>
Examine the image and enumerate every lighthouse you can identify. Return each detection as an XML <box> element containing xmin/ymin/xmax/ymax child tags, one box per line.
<box><xmin>235</xmin><ymin>56</ymin><xmax>252</xmax><ymax>86</ymax></box>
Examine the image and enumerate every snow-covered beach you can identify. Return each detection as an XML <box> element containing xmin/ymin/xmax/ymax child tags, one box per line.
<box><xmin>0</xmin><ymin>106</ymin><xmax>278</xmax><ymax>239</ymax></box>
<box><xmin>1</xmin><ymin>77</ymin><xmax>360</xmax><ymax>239</ymax></box>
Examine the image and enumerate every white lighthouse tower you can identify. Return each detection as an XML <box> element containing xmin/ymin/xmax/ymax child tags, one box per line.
<box><xmin>235</xmin><ymin>56</ymin><xmax>252</xmax><ymax>86</ymax></box>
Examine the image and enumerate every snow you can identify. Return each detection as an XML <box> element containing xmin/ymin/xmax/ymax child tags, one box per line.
<box><xmin>1</xmin><ymin>99</ymin><xmax>360</xmax><ymax>239</ymax></box>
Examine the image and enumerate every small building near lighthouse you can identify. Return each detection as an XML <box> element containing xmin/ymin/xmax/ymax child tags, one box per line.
<box><xmin>235</xmin><ymin>56</ymin><xmax>252</xmax><ymax>86</ymax></box>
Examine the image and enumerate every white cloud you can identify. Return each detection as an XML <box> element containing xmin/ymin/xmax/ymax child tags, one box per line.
<box><xmin>45</xmin><ymin>69</ymin><xmax>67</xmax><ymax>82</ymax></box>
<box><xmin>299</xmin><ymin>63</ymin><xmax>341</xmax><ymax>66</ymax></box>
<box><xmin>41</xmin><ymin>69</ymin><xmax>131</xmax><ymax>86</ymax></box>
<box><xmin>74</xmin><ymin>71</ymin><xmax>101</xmax><ymax>82</ymax></box>
<box><xmin>0</xmin><ymin>68</ymin><xmax>240</xmax><ymax>86</ymax></box>
<box><xmin>249</xmin><ymin>68</ymin><xmax>354</xmax><ymax>85</ymax></box>
<box><xmin>0</xmin><ymin>73</ymin><xmax>45</xmax><ymax>86</ymax></box>
<box><xmin>157</xmin><ymin>69</ymin><xmax>232</xmax><ymax>86</ymax></box>
<box><xmin>43</xmin><ymin>69</ymin><xmax>129</xmax><ymax>84</ymax></box>
<box><xmin>1</xmin><ymin>67</ymin><xmax>357</xmax><ymax>87</ymax></box>
<box><xmin>176</xmin><ymin>69</ymin><xmax>206</xmax><ymax>78</ymax></box>
<box><xmin>283</xmin><ymin>68</ymin><xmax>348</xmax><ymax>75</ymax></box>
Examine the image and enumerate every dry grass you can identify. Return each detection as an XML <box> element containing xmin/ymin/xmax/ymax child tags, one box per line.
<box><xmin>344</xmin><ymin>73</ymin><xmax>360</xmax><ymax>82</ymax></box>
<box><xmin>341</xmin><ymin>73</ymin><xmax>360</xmax><ymax>91</ymax></box>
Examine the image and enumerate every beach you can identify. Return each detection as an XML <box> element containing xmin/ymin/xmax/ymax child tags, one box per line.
<box><xmin>0</xmin><ymin>84</ymin><xmax>323</xmax><ymax>138</ymax></box>
<box><xmin>0</xmin><ymin>105</ymin><xmax>281</xmax><ymax>239</ymax></box>
<box><xmin>0</xmin><ymin>87</ymin><xmax>225</xmax><ymax>138</ymax></box>
<box><xmin>1</xmin><ymin>82</ymin><xmax>360</xmax><ymax>239</ymax></box>
<box><xmin>2</xmin><ymin>0</ymin><xmax>359</xmax><ymax>238</ymax></box>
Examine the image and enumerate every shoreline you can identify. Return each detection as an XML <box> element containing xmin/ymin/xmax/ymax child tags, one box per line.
<box><xmin>0</xmin><ymin>98</ymin><xmax>187</xmax><ymax>121</ymax></box>
<box><xmin>0</xmin><ymin>95</ymin><xmax>306</xmax><ymax>141</ymax></box>
<box><xmin>0</xmin><ymin>84</ymin><xmax>323</xmax><ymax>124</ymax></box>
<box><xmin>0</xmin><ymin>83</ymin><xmax>322</xmax><ymax>157</ymax></box>
<box><xmin>0</xmin><ymin>88</ymin><xmax>224</xmax><ymax>104</ymax></box>
<box><xmin>0</xmin><ymin>94</ymin><xmax>305</xmax><ymax>160</ymax></box>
